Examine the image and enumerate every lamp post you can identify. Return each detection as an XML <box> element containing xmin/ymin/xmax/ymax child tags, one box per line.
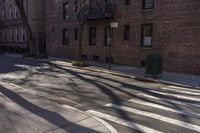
<box><xmin>109</xmin><ymin>22</ymin><xmax>118</xmax><ymax>71</ymax></box>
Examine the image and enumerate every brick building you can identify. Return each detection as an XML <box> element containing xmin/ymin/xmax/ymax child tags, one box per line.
<box><xmin>0</xmin><ymin>0</ymin><xmax>45</xmax><ymax>53</ymax></box>
<box><xmin>46</xmin><ymin>0</ymin><xmax>200</xmax><ymax>74</ymax></box>
<box><xmin>1</xmin><ymin>0</ymin><xmax>199</xmax><ymax>74</ymax></box>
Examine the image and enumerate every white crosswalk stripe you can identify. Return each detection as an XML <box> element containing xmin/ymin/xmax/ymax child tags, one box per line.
<box><xmin>168</xmin><ymin>86</ymin><xmax>200</xmax><ymax>93</ymax></box>
<box><xmin>105</xmin><ymin>103</ymin><xmax>200</xmax><ymax>133</ymax></box>
<box><xmin>86</xmin><ymin>110</ymin><xmax>164</xmax><ymax>133</ymax></box>
<box><xmin>150</xmin><ymin>90</ymin><xmax>200</xmax><ymax>102</ymax></box>
<box><xmin>160</xmin><ymin>87</ymin><xmax>200</xmax><ymax>96</ymax></box>
<box><xmin>136</xmin><ymin>93</ymin><xmax>200</xmax><ymax>108</ymax></box>
<box><xmin>86</xmin><ymin>85</ymin><xmax>200</xmax><ymax>133</ymax></box>
<box><xmin>128</xmin><ymin>99</ymin><xmax>200</xmax><ymax>119</ymax></box>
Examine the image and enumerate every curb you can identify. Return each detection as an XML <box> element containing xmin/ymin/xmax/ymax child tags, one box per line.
<box><xmin>2</xmin><ymin>54</ymin><xmax>195</xmax><ymax>89</ymax></box>
<box><xmin>62</xmin><ymin>105</ymin><xmax>118</xmax><ymax>133</ymax></box>
<box><xmin>45</xmin><ymin>60</ymin><xmax>193</xmax><ymax>89</ymax></box>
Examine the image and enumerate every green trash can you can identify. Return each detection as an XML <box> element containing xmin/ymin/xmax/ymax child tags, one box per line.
<box><xmin>145</xmin><ymin>54</ymin><xmax>162</xmax><ymax>78</ymax></box>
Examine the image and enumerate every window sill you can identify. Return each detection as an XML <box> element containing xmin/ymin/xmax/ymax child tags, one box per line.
<box><xmin>104</xmin><ymin>45</ymin><xmax>112</xmax><ymax>47</ymax></box>
<box><xmin>61</xmin><ymin>44</ymin><xmax>69</xmax><ymax>47</ymax></box>
<box><xmin>63</xmin><ymin>19</ymin><xmax>69</xmax><ymax>22</ymax></box>
<box><xmin>140</xmin><ymin>46</ymin><xmax>152</xmax><ymax>49</ymax></box>
<box><xmin>123</xmin><ymin>40</ymin><xmax>129</xmax><ymax>43</ymax></box>
<box><xmin>142</xmin><ymin>9</ymin><xmax>154</xmax><ymax>12</ymax></box>
<box><xmin>142</xmin><ymin>9</ymin><xmax>154</xmax><ymax>15</ymax></box>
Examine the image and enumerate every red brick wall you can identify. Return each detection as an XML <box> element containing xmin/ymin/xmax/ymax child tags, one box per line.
<box><xmin>45</xmin><ymin>0</ymin><xmax>79</xmax><ymax>59</ymax></box>
<box><xmin>45</xmin><ymin>0</ymin><xmax>200</xmax><ymax>74</ymax></box>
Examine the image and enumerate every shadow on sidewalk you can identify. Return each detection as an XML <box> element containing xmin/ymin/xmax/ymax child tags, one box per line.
<box><xmin>0</xmin><ymin>85</ymin><xmax>101</xmax><ymax>133</ymax></box>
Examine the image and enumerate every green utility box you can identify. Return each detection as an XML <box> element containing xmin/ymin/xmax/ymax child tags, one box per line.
<box><xmin>145</xmin><ymin>54</ymin><xmax>162</xmax><ymax>78</ymax></box>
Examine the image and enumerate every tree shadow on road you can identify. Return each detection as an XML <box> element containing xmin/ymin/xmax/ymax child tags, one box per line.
<box><xmin>0</xmin><ymin>85</ymin><xmax>103</xmax><ymax>133</ymax></box>
<box><xmin>48</xmin><ymin>63</ymin><xmax>197</xmax><ymax>125</ymax></box>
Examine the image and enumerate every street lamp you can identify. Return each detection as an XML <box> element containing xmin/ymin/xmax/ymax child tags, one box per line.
<box><xmin>108</xmin><ymin>22</ymin><xmax>118</xmax><ymax>71</ymax></box>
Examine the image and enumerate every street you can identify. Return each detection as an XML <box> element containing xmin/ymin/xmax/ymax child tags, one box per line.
<box><xmin>0</xmin><ymin>55</ymin><xmax>200</xmax><ymax>133</ymax></box>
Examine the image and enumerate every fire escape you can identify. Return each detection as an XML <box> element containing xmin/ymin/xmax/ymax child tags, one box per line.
<box><xmin>78</xmin><ymin>0</ymin><xmax>116</xmax><ymax>22</ymax></box>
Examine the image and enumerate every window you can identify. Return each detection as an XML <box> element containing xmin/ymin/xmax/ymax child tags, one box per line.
<box><xmin>141</xmin><ymin>24</ymin><xmax>153</xmax><ymax>47</ymax></box>
<box><xmin>10</xmin><ymin>29</ymin><xmax>13</xmax><ymax>42</ymax></box>
<box><xmin>10</xmin><ymin>5</ymin><xmax>13</xmax><ymax>19</ymax></box>
<box><xmin>1</xmin><ymin>8</ymin><xmax>5</xmax><ymax>21</ymax></box>
<box><xmin>15</xmin><ymin>5</ymin><xmax>19</xmax><ymax>18</ymax></box>
<box><xmin>63</xmin><ymin>3</ymin><xmax>69</xmax><ymax>19</ymax></box>
<box><xmin>124</xmin><ymin>25</ymin><xmax>129</xmax><ymax>41</ymax></box>
<box><xmin>3</xmin><ymin>31</ymin><xmax>6</xmax><ymax>41</ymax></box>
<box><xmin>143</xmin><ymin>0</ymin><xmax>154</xmax><ymax>10</ymax></box>
<box><xmin>21</xmin><ymin>28</ymin><xmax>25</xmax><ymax>42</ymax></box>
<box><xmin>0</xmin><ymin>31</ymin><xmax>3</xmax><ymax>42</ymax></box>
<box><xmin>74</xmin><ymin>28</ymin><xmax>78</xmax><ymax>40</ymax></box>
<box><xmin>93</xmin><ymin>55</ymin><xmax>99</xmax><ymax>61</ymax></box>
<box><xmin>16</xmin><ymin>29</ymin><xmax>19</xmax><ymax>42</ymax></box>
<box><xmin>89</xmin><ymin>27</ymin><xmax>96</xmax><ymax>46</ymax></box>
<box><xmin>125</xmin><ymin>0</ymin><xmax>131</xmax><ymax>5</ymax></box>
<box><xmin>74</xmin><ymin>0</ymin><xmax>78</xmax><ymax>12</ymax></box>
<box><xmin>104</xmin><ymin>26</ymin><xmax>112</xmax><ymax>46</ymax></box>
<box><xmin>63</xmin><ymin>29</ymin><xmax>69</xmax><ymax>45</ymax></box>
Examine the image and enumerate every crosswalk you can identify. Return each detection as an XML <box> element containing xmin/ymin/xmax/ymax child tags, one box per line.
<box><xmin>86</xmin><ymin>85</ymin><xmax>200</xmax><ymax>133</ymax></box>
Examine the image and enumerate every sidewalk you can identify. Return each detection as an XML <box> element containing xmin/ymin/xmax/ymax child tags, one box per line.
<box><xmin>2</xmin><ymin>53</ymin><xmax>200</xmax><ymax>88</ymax></box>
<box><xmin>37</xmin><ymin>56</ymin><xmax>200</xmax><ymax>89</ymax></box>
<box><xmin>0</xmin><ymin>81</ymin><xmax>117</xmax><ymax>133</ymax></box>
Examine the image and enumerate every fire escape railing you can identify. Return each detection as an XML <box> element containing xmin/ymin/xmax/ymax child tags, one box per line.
<box><xmin>78</xmin><ymin>0</ymin><xmax>116</xmax><ymax>21</ymax></box>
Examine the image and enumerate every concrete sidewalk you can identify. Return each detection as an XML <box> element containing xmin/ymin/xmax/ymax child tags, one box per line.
<box><xmin>36</xmin><ymin>56</ymin><xmax>200</xmax><ymax>89</ymax></box>
<box><xmin>0</xmin><ymin>81</ymin><xmax>117</xmax><ymax>133</ymax></box>
<box><xmin>2</xmin><ymin>53</ymin><xmax>200</xmax><ymax>88</ymax></box>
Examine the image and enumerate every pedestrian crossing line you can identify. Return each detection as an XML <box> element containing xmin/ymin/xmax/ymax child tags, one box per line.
<box><xmin>105</xmin><ymin>103</ymin><xmax>200</xmax><ymax>133</ymax></box>
<box><xmin>86</xmin><ymin>110</ymin><xmax>164</xmax><ymax>133</ymax></box>
<box><xmin>150</xmin><ymin>90</ymin><xmax>200</xmax><ymax>102</ymax></box>
<box><xmin>160</xmin><ymin>87</ymin><xmax>200</xmax><ymax>96</ymax></box>
<box><xmin>128</xmin><ymin>99</ymin><xmax>200</xmax><ymax>119</ymax></box>
<box><xmin>136</xmin><ymin>93</ymin><xmax>200</xmax><ymax>108</ymax></box>
<box><xmin>168</xmin><ymin>86</ymin><xmax>200</xmax><ymax>93</ymax></box>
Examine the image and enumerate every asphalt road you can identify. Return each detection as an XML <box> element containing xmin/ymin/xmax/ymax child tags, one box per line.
<box><xmin>0</xmin><ymin>54</ymin><xmax>200</xmax><ymax>133</ymax></box>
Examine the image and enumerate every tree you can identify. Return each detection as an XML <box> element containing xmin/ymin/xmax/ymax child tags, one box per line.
<box><xmin>75</xmin><ymin>0</ymin><xmax>116</xmax><ymax>60</ymax></box>
<box><xmin>75</xmin><ymin>0</ymin><xmax>87</xmax><ymax>60</ymax></box>
<box><xmin>15</xmin><ymin>0</ymin><xmax>37</xmax><ymax>56</ymax></box>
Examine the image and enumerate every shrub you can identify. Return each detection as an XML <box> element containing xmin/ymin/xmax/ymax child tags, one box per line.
<box><xmin>72</xmin><ymin>60</ymin><xmax>89</xmax><ymax>67</ymax></box>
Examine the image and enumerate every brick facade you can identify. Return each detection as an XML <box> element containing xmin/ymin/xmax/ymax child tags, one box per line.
<box><xmin>1</xmin><ymin>0</ymin><xmax>199</xmax><ymax>75</ymax></box>
<box><xmin>46</xmin><ymin>0</ymin><xmax>200</xmax><ymax>75</ymax></box>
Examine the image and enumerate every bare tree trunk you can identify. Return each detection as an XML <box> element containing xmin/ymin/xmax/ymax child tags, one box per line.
<box><xmin>78</xmin><ymin>22</ymin><xmax>84</xmax><ymax>60</ymax></box>
<box><xmin>15</xmin><ymin>0</ymin><xmax>36</xmax><ymax>56</ymax></box>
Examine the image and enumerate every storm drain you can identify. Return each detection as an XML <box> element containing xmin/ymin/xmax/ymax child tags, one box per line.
<box><xmin>118</xmin><ymin>93</ymin><xmax>135</xmax><ymax>101</ymax></box>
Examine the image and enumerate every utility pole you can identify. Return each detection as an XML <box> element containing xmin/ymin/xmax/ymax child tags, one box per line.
<box><xmin>109</xmin><ymin>22</ymin><xmax>118</xmax><ymax>71</ymax></box>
